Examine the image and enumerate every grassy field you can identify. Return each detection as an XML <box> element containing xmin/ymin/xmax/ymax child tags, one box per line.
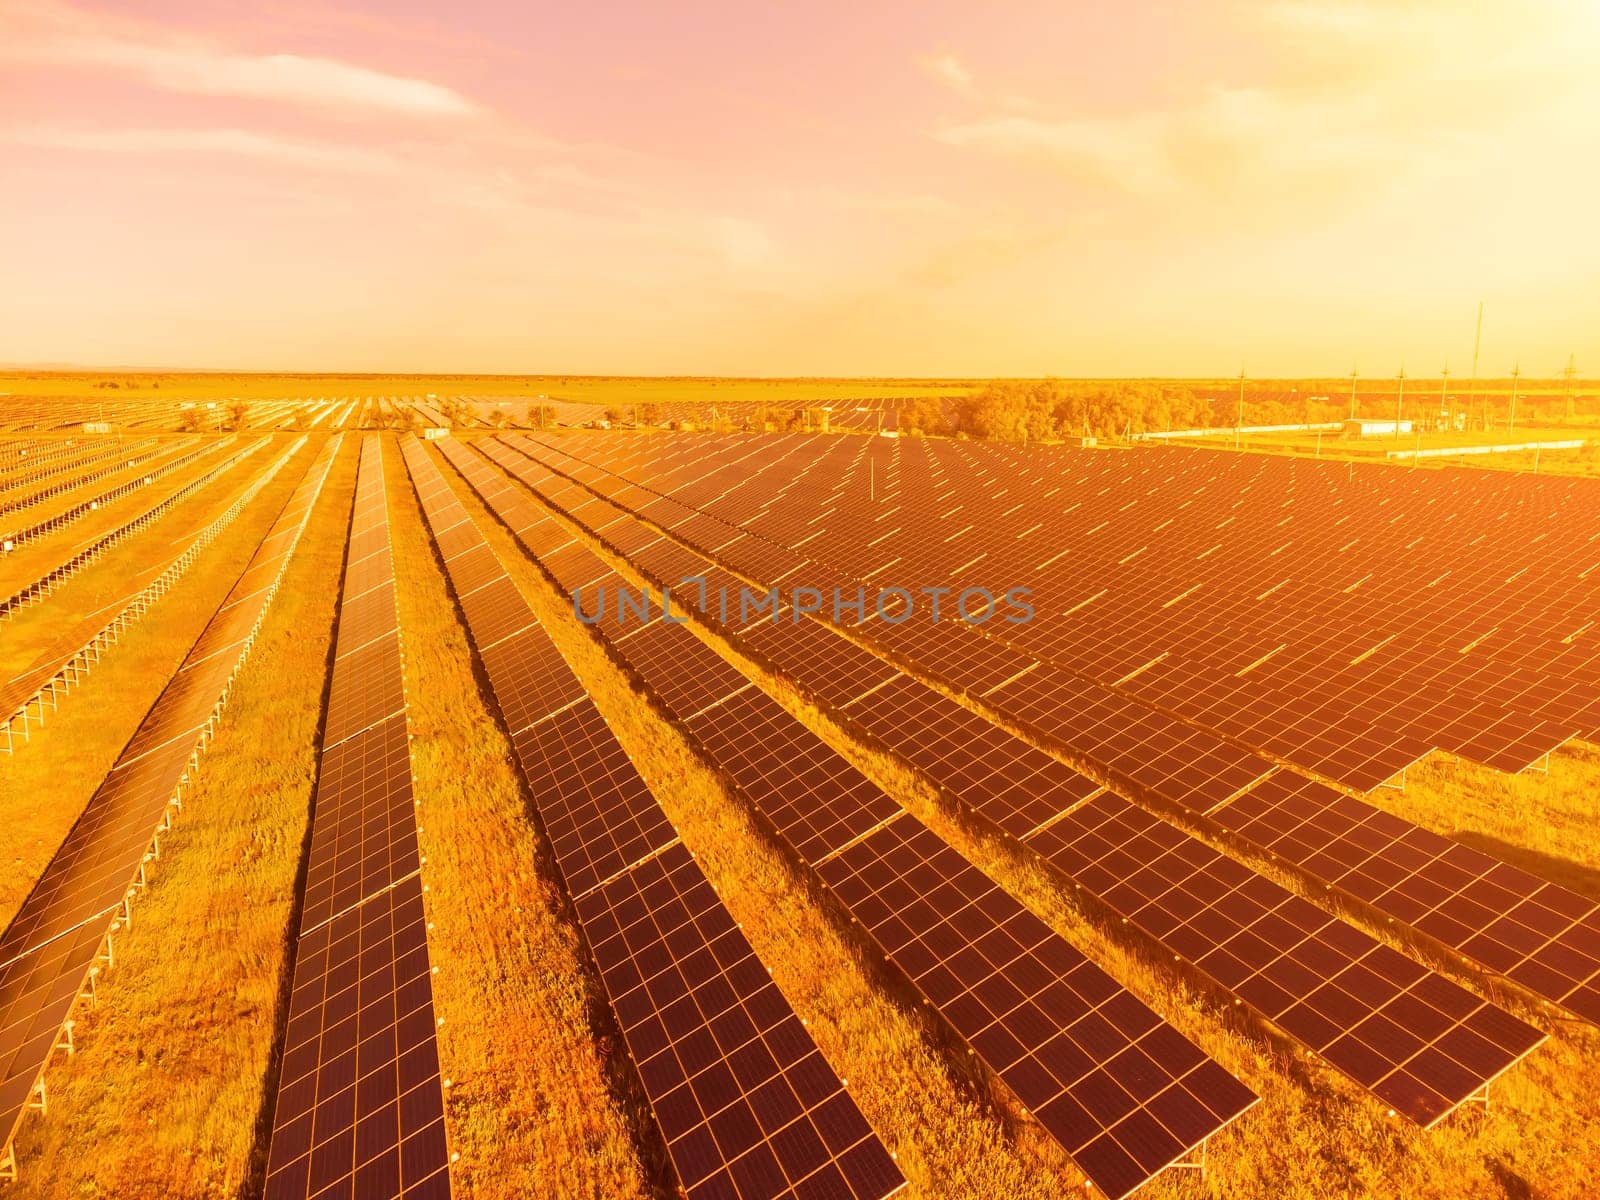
<box><xmin>461</xmin><ymin>439</ymin><xmax>1600</xmax><ymax>1199</ymax></box>
<box><xmin>1180</xmin><ymin>422</ymin><xmax>1600</xmax><ymax>477</ymax></box>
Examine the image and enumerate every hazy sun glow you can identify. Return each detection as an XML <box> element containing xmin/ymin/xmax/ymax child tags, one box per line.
<box><xmin>2</xmin><ymin>0</ymin><xmax>1596</xmax><ymax>375</ymax></box>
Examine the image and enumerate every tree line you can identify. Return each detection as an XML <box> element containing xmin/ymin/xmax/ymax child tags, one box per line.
<box><xmin>898</xmin><ymin>380</ymin><xmax>1214</xmax><ymax>442</ymax></box>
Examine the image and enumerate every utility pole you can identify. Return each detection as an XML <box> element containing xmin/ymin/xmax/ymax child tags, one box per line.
<box><xmin>1563</xmin><ymin>354</ymin><xmax>1578</xmax><ymax>423</ymax></box>
<box><xmin>1440</xmin><ymin>365</ymin><xmax>1451</xmax><ymax>433</ymax></box>
<box><xmin>1349</xmin><ymin>367</ymin><xmax>1359</xmax><ymax>420</ymax></box>
<box><xmin>1395</xmin><ymin>367</ymin><xmax>1406</xmax><ymax>443</ymax></box>
<box><xmin>1468</xmin><ymin>301</ymin><xmax>1483</xmax><ymax>429</ymax></box>
<box><xmin>1235</xmin><ymin>368</ymin><xmax>1246</xmax><ymax>450</ymax></box>
<box><xmin>1508</xmin><ymin>363</ymin><xmax>1520</xmax><ymax>435</ymax></box>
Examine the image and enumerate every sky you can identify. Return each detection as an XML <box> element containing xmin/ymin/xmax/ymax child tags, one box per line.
<box><xmin>2</xmin><ymin>0</ymin><xmax>1597</xmax><ymax>377</ymax></box>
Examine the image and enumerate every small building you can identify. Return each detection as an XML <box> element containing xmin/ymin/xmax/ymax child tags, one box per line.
<box><xmin>1342</xmin><ymin>418</ymin><xmax>1413</xmax><ymax>438</ymax></box>
<box><xmin>82</xmin><ymin>421</ymin><xmax>112</xmax><ymax>434</ymax></box>
<box><xmin>422</xmin><ymin>427</ymin><xmax>450</xmax><ymax>441</ymax></box>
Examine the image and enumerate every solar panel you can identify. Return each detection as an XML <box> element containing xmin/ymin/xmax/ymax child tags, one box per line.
<box><xmin>263</xmin><ymin>436</ymin><xmax>452</xmax><ymax>1200</ymax></box>
<box><xmin>1028</xmin><ymin>792</ymin><xmax>1544</xmax><ymax>1124</ymax></box>
<box><xmin>264</xmin><ymin>876</ymin><xmax>449</xmax><ymax>1200</ymax></box>
<box><xmin>577</xmin><ymin>842</ymin><xmax>902</xmax><ymax>1199</ymax></box>
<box><xmin>513</xmin><ymin>699</ymin><xmax>678</xmax><ymax>899</ymax></box>
<box><xmin>402</xmin><ymin>436</ymin><xmax>903</xmax><ymax>1200</ymax></box>
<box><xmin>0</xmin><ymin>437</ymin><xmax>341</xmax><ymax>1180</ymax></box>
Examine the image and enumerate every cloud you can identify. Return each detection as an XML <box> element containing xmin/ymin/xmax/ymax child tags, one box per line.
<box><xmin>1</xmin><ymin>0</ymin><xmax>478</xmax><ymax>117</ymax></box>
<box><xmin>934</xmin><ymin>3</ymin><xmax>1599</xmax><ymax>205</ymax></box>
<box><xmin>939</xmin><ymin>111</ymin><xmax>1173</xmax><ymax>193</ymax></box>
<box><xmin>920</xmin><ymin>52</ymin><xmax>976</xmax><ymax>98</ymax></box>
<box><xmin>3</xmin><ymin>125</ymin><xmax>400</xmax><ymax>172</ymax></box>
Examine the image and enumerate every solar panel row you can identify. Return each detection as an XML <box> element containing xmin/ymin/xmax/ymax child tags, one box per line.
<box><xmin>494</xmin><ymin>435</ymin><xmax>1547</xmax><ymax>1128</ymax></box>
<box><xmin>1</xmin><ymin>440</ymin><xmax>314</xmax><ymax>754</ymax></box>
<box><xmin>263</xmin><ymin>436</ymin><xmax>452</xmax><ymax>1200</ymax></box>
<box><xmin>403</xmin><ymin>436</ymin><xmax>903</xmax><ymax>1200</ymax></box>
<box><xmin>1210</xmin><ymin>771</ymin><xmax>1600</xmax><ymax>1026</ymax></box>
<box><xmin>446</xmin><ymin>437</ymin><xmax>1259</xmax><ymax>1200</ymax></box>
<box><xmin>0</xmin><ymin>437</ymin><xmax>161</xmax><ymax>494</ymax></box>
<box><xmin>0</xmin><ymin>436</ymin><xmax>339</xmax><ymax>1181</ymax></box>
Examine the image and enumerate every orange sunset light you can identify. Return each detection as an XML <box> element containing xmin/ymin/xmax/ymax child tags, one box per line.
<box><xmin>2</xmin><ymin>0</ymin><xmax>1598</xmax><ymax>375</ymax></box>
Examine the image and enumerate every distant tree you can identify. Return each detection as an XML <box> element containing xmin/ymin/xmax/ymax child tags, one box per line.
<box><xmin>637</xmin><ymin>402</ymin><xmax>663</xmax><ymax>426</ymax></box>
<box><xmin>178</xmin><ymin>407</ymin><xmax>203</xmax><ymax>432</ymax></box>
<box><xmin>899</xmin><ymin>395</ymin><xmax>948</xmax><ymax>437</ymax></box>
<box><xmin>488</xmin><ymin>409</ymin><xmax>509</xmax><ymax>429</ymax></box>
<box><xmin>228</xmin><ymin>400</ymin><xmax>251</xmax><ymax>430</ymax></box>
<box><xmin>603</xmin><ymin>406</ymin><xmax>625</xmax><ymax>427</ymax></box>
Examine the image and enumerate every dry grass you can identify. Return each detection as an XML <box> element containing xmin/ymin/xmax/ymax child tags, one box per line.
<box><xmin>382</xmin><ymin>435</ymin><xmax>648</xmax><ymax>1200</ymax></box>
<box><xmin>466</xmin><ymin>444</ymin><xmax>1600</xmax><ymax>1200</ymax></box>
<box><xmin>1388</xmin><ymin>747</ymin><xmax>1600</xmax><ymax>899</ymax></box>
<box><xmin>0</xmin><ymin>434</ymin><xmax>345</xmax><ymax>1196</ymax></box>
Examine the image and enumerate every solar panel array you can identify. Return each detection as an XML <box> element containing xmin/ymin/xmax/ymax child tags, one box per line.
<box><xmin>501</xmin><ymin>432</ymin><xmax>1600</xmax><ymax>1026</ymax></box>
<box><xmin>0</xmin><ymin>435</ymin><xmax>237</xmax><ymax>552</ymax></box>
<box><xmin>441</xmin><ymin>436</ymin><xmax>1259</xmax><ymax>1200</ymax></box>
<box><xmin>1</xmin><ymin>439</ymin><xmax>312</xmax><ymax>753</ymax></box>
<box><xmin>514</xmin><ymin>431</ymin><xmax>1600</xmax><ymax>790</ymax></box>
<box><xmin>0</xmin><ymin>437</ymin><xmax>168</xmax><ymax>521</ymax></box>
<box><xmin>263</xmin><ymin>436</ymin><xmax>452</xmax><ymax>1200</ymax></box>
<box><xmin>0</xmin><ymin>438</ymin><xmax>144</xmax><ymax>490</ymax></box>
<box><xmin>493</xmin><ymin>434</ymin><xmax>1547</xmax><ymax>1127</ymax></box>
<box><xmin>0</xmin><ymin>436</ymin><xmax>339</xmax><ymax>1180</ymax></box>
<box><xmin>1</xmin><ymin>437</ymin><xmax>269</xmax><ymax>620</ymax></box>
<box><xmin>403</xmin><ymin>435</ymin><xmax>903</xmax><ymax>1200</ymax></box>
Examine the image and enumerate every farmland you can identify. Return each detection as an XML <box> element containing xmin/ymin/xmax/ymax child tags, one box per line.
<box><xmin>1</xmin><ymin>392</ymin><xmax>1597</xmax><ymax>1200</ymax></box>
